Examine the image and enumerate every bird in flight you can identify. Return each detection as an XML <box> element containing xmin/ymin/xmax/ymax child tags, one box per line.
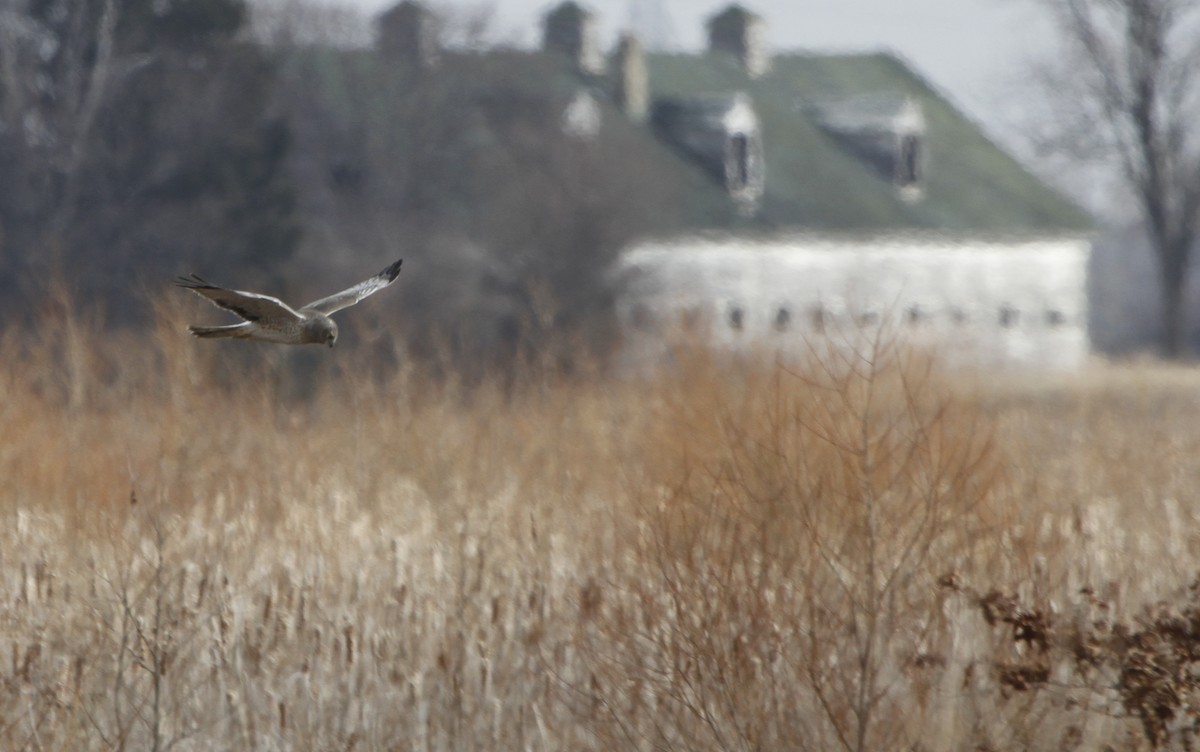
<box><xmin>175</xmin><ymin>259</ymin><xmax>403</xmax><ymax>347</ymax></box>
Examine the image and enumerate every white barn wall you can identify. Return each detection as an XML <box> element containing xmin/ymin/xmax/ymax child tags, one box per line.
<box><xmin>615</xmin><ymin>233</ymin><xmax>1092</xmax><ymax>369</ymax></box>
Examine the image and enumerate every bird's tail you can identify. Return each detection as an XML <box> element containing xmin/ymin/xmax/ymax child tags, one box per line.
<box><xmin>188</xmin><ymin>324</ymin><xmax>252</xmax><ymax>339</ymax></box>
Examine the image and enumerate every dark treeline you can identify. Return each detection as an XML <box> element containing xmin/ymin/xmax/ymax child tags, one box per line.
<box><xmin>0</xmin><ymin>0</ymin><xmax>683</xmax><ymax>374</ymax></box>
<box><xmin>0</xmin><ymin>0</ymin><xmax>297</xmax><ymax>315</ymax></box>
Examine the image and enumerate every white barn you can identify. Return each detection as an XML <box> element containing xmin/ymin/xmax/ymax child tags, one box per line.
<box><xmin>616</xmin><ymin>233</ymin><xmax>1091</xmax><ymax>369</ymax></box>
<box><xmin>366</xmin><ymin>0</ymin><xmax>1094</xmax><ymax>369</ymax></box>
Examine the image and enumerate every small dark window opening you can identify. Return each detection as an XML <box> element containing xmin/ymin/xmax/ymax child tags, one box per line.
<box><xmin>1045</xmin><ymin>309</ymin><xmax>1066</xmax><ymax>327</ymax></box>
<box><xmin>728</xmin><ymin>306</ymin><xmax>744</xmax><ymax>331</ymax></box>
<box><xmin>857</xmin><ymin>311</ymin><xmax>879</xmax><ymax>327</ymax></box>
<box><xmin>730</xmin><ymin>134</ymin><xmax>751</xmax><ymax>188</ymax></box>
<box><xmin>808</xmin><ymin>305</ymin><xmax>827</xmax><ymax>333</ymax></box>
<box><xmin>897</xmin><ymin>134</ymin><xmax>921</xmax><ymax>186</ymax></box>
<box><xmin>906</xmin><ymin>305</ymin><xmax>923</xmax><ymax>325</ymax></box>
<box><xmin>999</xmin><ymin>305</ymin><xmax>1018</xmax><ymax>328</ymax></box>
<box><xmin>774</xmin><ymin>306</ymin><xmax>791</xmax><ymax>332</ymax></box>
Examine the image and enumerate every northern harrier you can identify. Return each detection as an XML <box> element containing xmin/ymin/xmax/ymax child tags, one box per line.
<box><xmin>175</xmin><ymin>259</ymin><xmax>403</xmax><ymax>347</ymax></box>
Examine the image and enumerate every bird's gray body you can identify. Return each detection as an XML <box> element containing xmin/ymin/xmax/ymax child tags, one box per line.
<box><xmin>188</xmin><ymin>314</ymin><xmax>337</xmax><ymax>345</ymax></box>
<box><xmin>176</xmin><ymin>259</ymin><xmax>402</xmax><ymax>347</ymax></box>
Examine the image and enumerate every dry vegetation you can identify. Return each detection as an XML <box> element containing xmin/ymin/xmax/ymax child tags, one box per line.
<box><xmin>4</xmin><ymin>302</ymin><xmax>1200</xmax><ymax>751</ymax></box>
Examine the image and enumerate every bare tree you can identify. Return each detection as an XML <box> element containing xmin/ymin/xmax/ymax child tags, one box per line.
<box><xmin>1040</xmin><ymin>0</ymin><xmax>1200</xmax><ymax>357</ymax></box>
<box><xmin>278</xmin><ymin>12</ymin><xmax>685</xmax><ymax>375</ymax></box>
<box><xmin>0</xmin><ymin>0</ymin><xmax>300</xmax><ymax>321</ymax></box>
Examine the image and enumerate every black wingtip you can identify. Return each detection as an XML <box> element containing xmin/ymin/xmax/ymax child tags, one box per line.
<box><xmin>381</xmin><ymin>258</ymin><xmax>403</xmax><ymax>282</ymax></box>
<box><xmin>174</xmin><ymin>273</ymin><xmax>214</xmax><ymax>289</ymax></box>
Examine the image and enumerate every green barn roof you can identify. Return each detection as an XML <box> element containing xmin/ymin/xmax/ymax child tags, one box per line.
<box><xmin>627</xmin><ymin>50</ymin><xmax>1091</xmax><ymax>233</ymax></box>
<box><xmin>286</xmin><ymin>36</ymin><xmax>1091</xmax><ymax>237</ymax></box>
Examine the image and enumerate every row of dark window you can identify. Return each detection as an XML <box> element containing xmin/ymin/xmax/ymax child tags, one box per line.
<box><xmin>723</xmin><ymin>304</ymin><xmax>1069</xmax><ymax>332</ymax></box>
<box><xmin>630</xmin><ymin>304</ymin><xmax>1069</xmax><ymax>332</ymax></box>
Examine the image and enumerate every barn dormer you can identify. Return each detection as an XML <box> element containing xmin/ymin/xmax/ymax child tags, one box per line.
<box><xmin>542</xmin><ymin>1</ymin><xmax>605</xmax><ymax>75</ymax></box>
<box><xmin>706</xmin><ymin>4</ymin><xmax>770</xmax><ymax>79</ymax></box>
<box><xmin>376</xmin><ymin>1</ymin><xmax>441</xmax><ymax>69</ymax></box>
<box><xmin>806</xmin><ymin>92</ymin><xmax>927</xmax><ymax>200</ymax></box>
<box><xmin>562</xmin><ymin>90</ymin><xmax>601</xmax><ymax>139</ymax></box>
<box><xmin>651</xmin><ymin>93</ymin><xmax>765</xmax><ymax>214</ymax></box>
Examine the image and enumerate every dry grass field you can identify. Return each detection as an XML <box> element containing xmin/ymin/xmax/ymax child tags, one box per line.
<box><xmin>5</xmin><ymin>304</ymin><xmax>1200</xmax><ymax>751</ymax></box>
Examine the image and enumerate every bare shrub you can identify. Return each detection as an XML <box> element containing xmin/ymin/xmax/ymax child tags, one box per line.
<box><xmin>576</xmin><ymin>335</ymin><xmax>1004</xmax><ymax>751</ymax></box>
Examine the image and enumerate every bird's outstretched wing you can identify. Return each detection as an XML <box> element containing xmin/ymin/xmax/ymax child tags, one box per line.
<box><xmin>174</xmin><ymin>275</ymin><xmax>305</xmax><ymax>323</ymax></box>
<box><xmin>301</xmin><ymin>259</ymin><xmax>403</xmax><ymax>316</ymax></box>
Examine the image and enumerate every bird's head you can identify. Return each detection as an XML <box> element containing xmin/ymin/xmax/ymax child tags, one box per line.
<box><xmin>308</xmin><ymin>316</ymin><xmax>338</xmax><ymax>348</ymax></box>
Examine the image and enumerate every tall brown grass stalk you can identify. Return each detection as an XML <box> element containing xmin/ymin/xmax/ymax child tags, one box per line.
<box><xmin>575</xmin><ymin>332</ymin><xmax>1005</xmax><ymax>751</ymax></box>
